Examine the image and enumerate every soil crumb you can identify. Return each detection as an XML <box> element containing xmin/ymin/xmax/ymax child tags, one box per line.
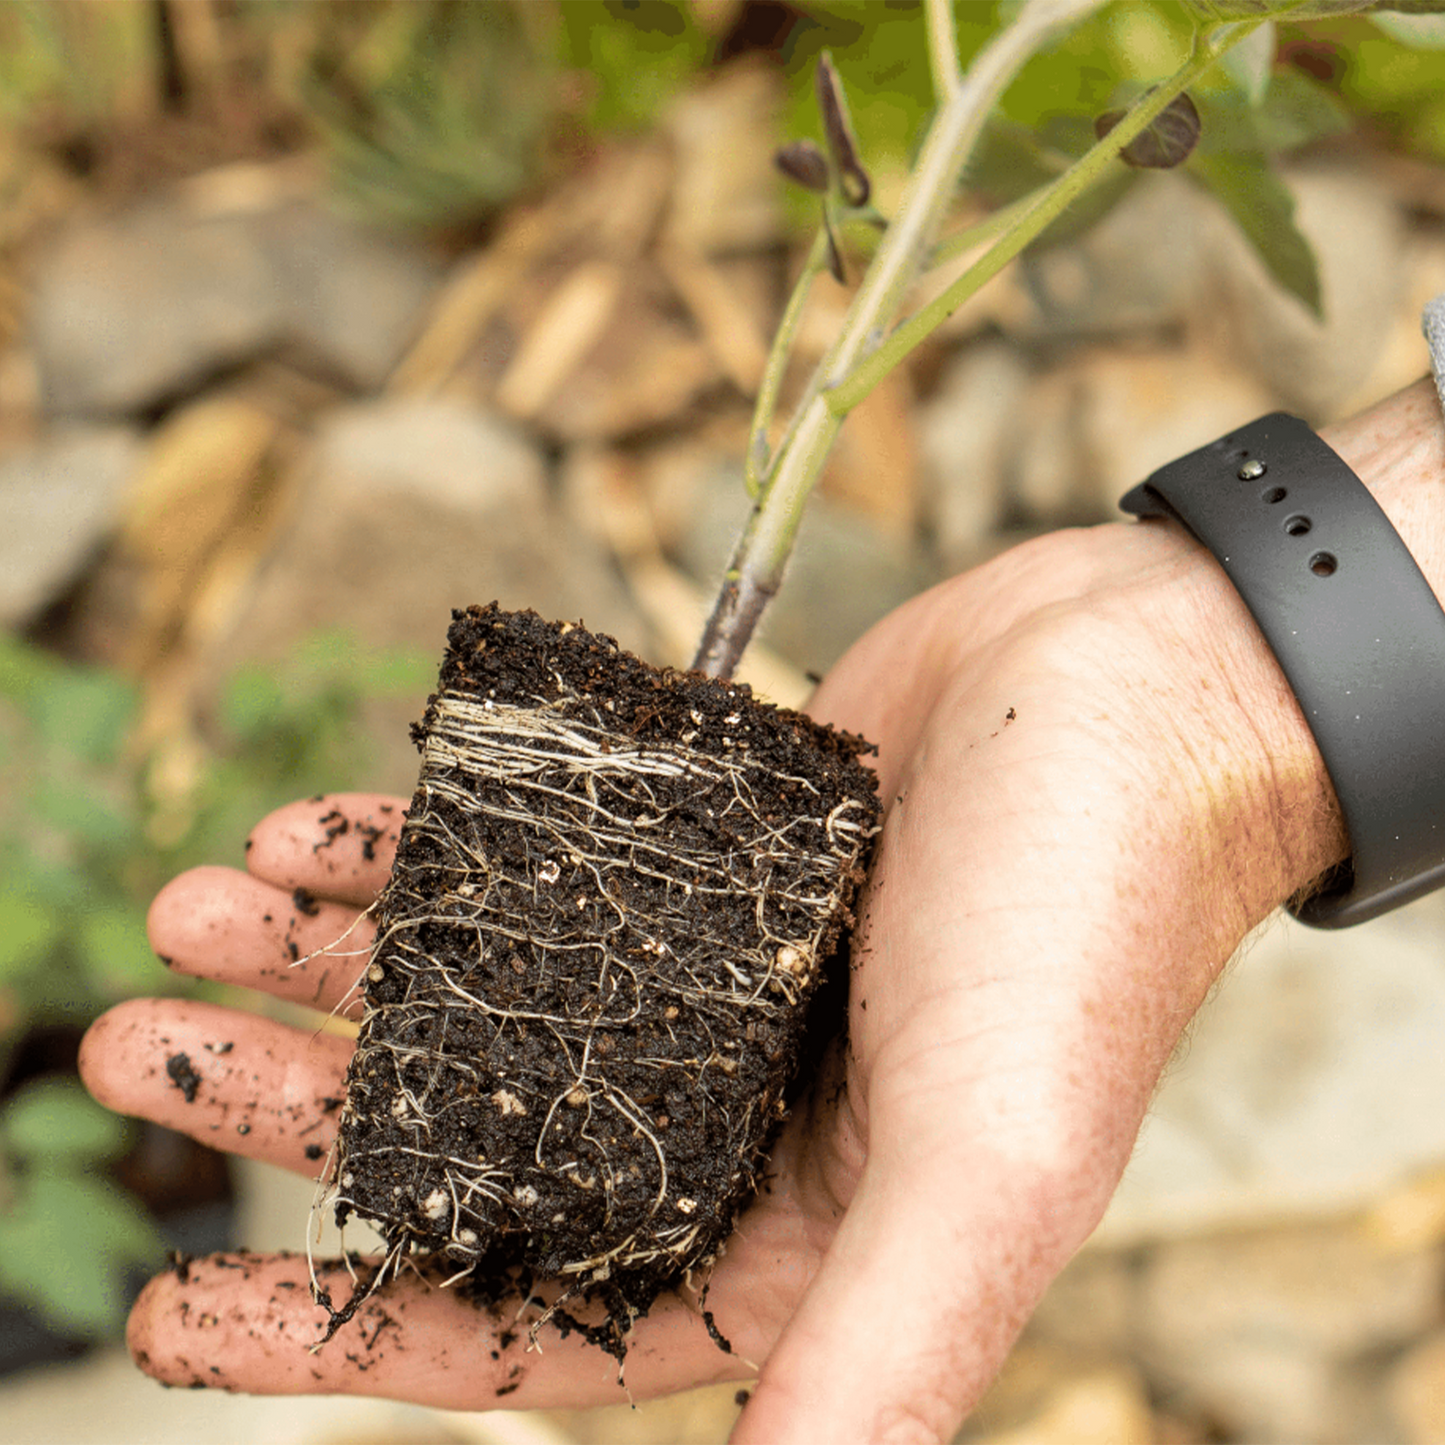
<box><xmin>165</xmin><ymin>1052</ymin><xmax>203</xmax><ymax>1103</ymax></box>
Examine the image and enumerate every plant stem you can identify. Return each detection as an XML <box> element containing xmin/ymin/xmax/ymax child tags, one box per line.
<box><xmin>746</xmin><ymin>228</ymin><xmax>832</xmax><ymax>497</ymax></box>
<box><xmin>927</xmin><ymin>183</ymin><xmax>1052</xmax><ymax>268</ymax></box>
<box><xmin>691</xmin><ymin>0</ymin><xmax>1107</xmax><ymax>680</ymax></box>
<box><xmin>827</xmin><ymin>23</ymin><xmax>1260</xmax><ymax>415</ymax></box>
<box><xmin>924</xmin><ymin>0</ymin><xmax>963</xmax><ymax>101</ymax></box>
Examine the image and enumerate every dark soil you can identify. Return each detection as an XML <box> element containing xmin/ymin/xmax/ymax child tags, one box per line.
<box><xmin>165</xmin><ymin>1052</ymin><xmax>202</xmax><ymax>1104</ymax></box>
<box><xmin>328</xmin><ymin>604</ymin><xmax>879</xmax><ymax>1354</ymax></box>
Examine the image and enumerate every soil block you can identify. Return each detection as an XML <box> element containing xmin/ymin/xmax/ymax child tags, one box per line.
<box><xmin>329</xmin><ymin>604</ymin><xmax>879</xmax><ymax>1347</ymax></box>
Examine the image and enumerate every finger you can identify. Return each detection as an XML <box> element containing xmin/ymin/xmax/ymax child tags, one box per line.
<box><xmin>246</xmin><ymin>793</ymin><xmax>406</xmax><ymax>906</ymax></box>
<box><xmin>79</xmin><ymin>998</ymin><xmax>351</xmax><ymax>1175</ymax></box>
<box><xmin>149</xmin><ymin>866</ymin><xmax>373</xmax><ymax>1017</ymax></box>
<box><xmin>128</xmin><ymin>1251</ymin><xmax>751</xmax><ymax>1409</ymax></box>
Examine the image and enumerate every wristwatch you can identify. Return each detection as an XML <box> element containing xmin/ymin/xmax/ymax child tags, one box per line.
<box><xmin>1120</xmin><ymin>412</ymin><xmax>1445</xmax><ymax>928</ymax></box>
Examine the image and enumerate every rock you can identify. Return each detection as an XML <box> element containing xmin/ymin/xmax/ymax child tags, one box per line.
<box><xmin>1202</xmin><ymin>166</ymin><xmax>1406</xmax><ymax>418</ymax></box>
<box><xmin>1135</xmin><ymin>1222</ymin><xmax>1440</xmax><ymax>1442</ymax></box>
<box><xmin>1340</xmin><ymin>223</ymin><xmax>1445</xmax><ymax>416</ymax></box>
<box><xmin>1025</xmin><ymin>1250</ymin><xmax>1136</xmax><ymax>1360</ymax></box>
<box><xmin>972</xmin><ymin>1367</ymin><xmax>1155</xmax><ymax>1445</ymax></box>
<box><xmin>663</xmin><ymin>61</ymin><xmax>784</xmax><ymax>255</ymax></box>
<box><xmin>31</xmin><ymin>196</ymin><xmax>441</xmax><ymax>417</ymax></box>
<box><xmin>1018</xmin><ymin>173</ymin><xmax>1210</xmax><ymax>338</ymax></box>
<box><xmin>1007</xmin><ymin>343</ymin><xmax>1278</xmax><ymax>527</ymax></box>
<box><xmin>1141</xmin><ymin>1224</ymin><xmax>1441</xmax><ymax>1361</ymax></box>
<box><xmin>248</xmin><ymin>201</ymin><xmax>443</xmax><ymax>392</ymax></box>
<box><xmin>211</xmin><ymin>397</ymin><xmax>646</xmax><ymax>792</ymax></box>
<box><xmin>1068</xmin><ymin>343</ymin><xmax>1281</xmax><ymax>515</ymax></box>
<box><xmin>0</xmin><ymin>426</ymin><xmax>141</xmax><ymax>626</ymax></box>
<box><xmin>1097</xmin><ymin>896</ymin><xmax>1445</xmax><ymax>1242</ymax></box>
<box><xmin>917</xmin><ymin>341</ymin><xmax>1028</xmax><ymax>567</ymax></box>
<box><xmin>1388</xmin><ymin>1331</ymin><xmax>1445</xmax><ymax>1444</ymax></box>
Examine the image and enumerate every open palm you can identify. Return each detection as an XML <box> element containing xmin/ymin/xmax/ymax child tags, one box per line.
<box><xmin>82</xmin><ymin>504</ymin><xmax>1338</xmax><ymax>1442</ymax></box>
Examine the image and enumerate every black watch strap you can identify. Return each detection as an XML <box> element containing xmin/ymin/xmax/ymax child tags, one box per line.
<box><xmin>1120</xmin><ymin>411</ymin><xmax>1445</xmax><ymax>928</ymax></box>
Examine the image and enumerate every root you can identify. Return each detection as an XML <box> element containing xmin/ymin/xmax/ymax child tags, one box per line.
<box><xmin>317</xmin><ymin>606</ymin><xmax>880</xmax><ymax>1352</ymax></box>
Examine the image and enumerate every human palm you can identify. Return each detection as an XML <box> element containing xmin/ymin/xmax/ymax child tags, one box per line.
<box><xmin>81</xmin><ymin>514</ymin><xmax>1330</xmax><ymax>1442</ymax></box>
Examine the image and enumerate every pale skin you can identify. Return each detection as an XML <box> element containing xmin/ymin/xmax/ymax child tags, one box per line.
<box><xmin>80</xmin><ymin>378</ymin><xmax>1445</xmax><ymax>1443</ymax></box>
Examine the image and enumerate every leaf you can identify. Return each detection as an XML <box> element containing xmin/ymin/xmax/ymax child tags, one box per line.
<box><xmin>77</xmin><ymin>903</ymin><xmax>162</xmax><ymax>996</ymax></box>
<box><xmin>1183</xmin><ymin>2</ymin><xmax>1384</xmax><ymax>20</ymax></box>
<box><xmin>31</xmin><ymin>775</ymin><xmax>135</xmax><ymax>852</ymax></box>
<box><xmin>220</xmin><ymin>665</ymin><xmax>288</xmax><ymax>742</ymax></box>
<box><xmin>28</xmin><ymin>666</ymin><xmax>137</xmax><ymax>768</ymax></box>
<box><xmin>1</xmin><ymin>1078</ymin><xmax>128</xmax><ymax>1163</ymax></box>
<box><xmin>1370</xmin><ymin>12</ymin><xmax>1445</xmax><ymax>46</ymax></box>
<box><xmin>775</xmin><ymin>140</ymin><xmax>830</xmax><ymax>193</ymax></box>
<box><xmin>1189</xmin><ymin>153</ymin><xmax>1323</xmax><ymax>317</ymax></box>
<box><xmin>0</xmin><ymin>1169</ymin><xmax>162</xmax><ymax>1337</ymax></box>
<box><xmin>1095</xmin><ymin>92</ymin><xmax>1202</xmax><ymax>168</ymax></box>
<box><xmin>1221</xmin><ymin>19</ymin><xmax>1278</xmax><ymax>102</ymax></box>
<box><xmin>0</xmin><ymin>886</ymin><xmax>61</xmax><ymax>983</ymax></box>
<box><xmin>816</xmin><ymin>50</ymin><xmax>871</xmax><ymax>208</ymax></box>
<box><xmin>1189</xmin><ymin>73</ymin><xmax>1348</xmax><ymax>160</ymax></box>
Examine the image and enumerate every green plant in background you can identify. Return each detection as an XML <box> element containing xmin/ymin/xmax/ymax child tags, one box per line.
<box><xmin>291</xmin><ymin>0</ymin><xmax>556</xmax><ymax>228</ymax></box>
<box><xmin>2</xmin><ymin>2</ymin><xmax>1442</xmax><ymax>236</ymax></box>
<box><xmin>0</xmin><ymin>631</ymin><xmax>430</xmax><ymax>1339</ymax></box>
<box><xmin>0</xmin><ymin>636</ymin><xmax>171</xmax><ymax>1340</ymax></box>
<box><xmin>0</xmin><ymin>1079</ymin><xmax>164</xmax><ymax>1339</ymax></box>
<box><xmin>691</xmin><ymin>0</ymin><xmax>1445</xmax><ymax>677</ymax></box>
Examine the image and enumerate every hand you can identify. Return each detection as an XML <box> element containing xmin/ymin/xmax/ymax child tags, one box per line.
<box><xmin>81</xmin><ymin>381</ymin><xmax>1444</xmax><ymax>1442</ymax></box>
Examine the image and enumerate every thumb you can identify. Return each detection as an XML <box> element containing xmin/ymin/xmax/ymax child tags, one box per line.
<box><xmin>729</xmin><ymin>1102</ymin><xmax>1107</xmax><ymax>1445</ymax></box>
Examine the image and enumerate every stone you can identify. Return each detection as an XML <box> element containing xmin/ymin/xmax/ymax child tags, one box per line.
<box><xmin>211</xmin><ymin>397</ymin><xmax>646</xmax><ymax>793</ymax></box>
<box><xmin>0</xmin><ymin>426</ymin><xmax>141</xmax><ymax>626</ymax></box>
<box><xmin>1201</xmin><ymin>165</ymin><xmax>1406</xmax><ymax>418</ymax></box>
<box><xmin>977</xmin><ymin>1368</ymin><xmax>1155</xmax><ymax>1445</ymax></box>
<box><xmin>916</xmin><ymin>341</ymin><xmax>1028</xmax><ymax>567</ymax></box>
<box><xmin>1025</xmin><ymin>1249</ymin><xmax>1136</xmax><ymax>1360</ymax></box>
<box><xmin>1068</xmin><ymin>343</ymin><xmax>1282</xmax><ymax>515</ymax></box>
<box><xmin>1007</xmin><ymin>343</ymin><xmax>1278</xmax><ymax>527</ymax></box>
<box><xmin>662</xmin><ymin>61</ymin><xmax>784</xmax><ymax>255</ymax></box>
<box><xmin>248</xmin><ymin>201</ymin><xmax>444</xmax><ymax>392</ymax></box>
<box><xmin>1018</xmin><ymin>173</ymin><xmax>1210</xmax><ymax>339</ymax></box>
<box><xmin>1135</xmin><ymin>1222</ymin><xmax>1440</xmax><ymax>1442</ymax></box>
<box><xmin>30</xmin><ymin>196</ymin><xmax>441</xmax><ymax>417</ymax></box>
<box><xmin>1388</xmin><ymin>1331</ymin><xmax>1445</xmax><ymax>1445</ymax></box>
<box><xmin>1097</xmin><ymin>896</ymin><xmax>1445</xmax><ymax>1243</ymax></box>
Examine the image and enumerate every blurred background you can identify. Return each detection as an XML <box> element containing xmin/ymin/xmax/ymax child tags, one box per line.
<box><xmin>3</xmin><ymin>2</ymin><xmax>1445</xmax><ymax>1441</ymax></box>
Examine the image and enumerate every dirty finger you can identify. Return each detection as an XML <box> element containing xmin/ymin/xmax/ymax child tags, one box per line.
<box><xmin>80</xmin><ymin>998</ymin><xmax>351</xmax><ymax>1175</ymax></box>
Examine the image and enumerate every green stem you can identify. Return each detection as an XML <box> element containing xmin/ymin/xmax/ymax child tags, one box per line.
<box><xmin>925</xmin><ymin>0</ymin><xmax>963</xmax><ymax>101</ymax></box>
<box><xmin>692</xmin><ymin>0</ymin><xmax>1109</xmax><ymax>679</ymax></box>
<box><xmin>827</xmin><ymin>23</ymin><xmax>1260</xmax><ymax>416</ymax></box>
<box><xmin>927</xmin><ymin>183</ymin><xmax>1052</xmax><ymax>269</ymax></box>
<box><xmin>746</xmin><ymin>228</ymin><xmax>831</xmax><ymax>497</ymax></box>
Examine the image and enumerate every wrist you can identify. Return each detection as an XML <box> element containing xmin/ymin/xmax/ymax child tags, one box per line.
<box><xmin>1152</xmin><ymin>377</ymin><xmax>1445</xmax><ymax>928</ymax></box>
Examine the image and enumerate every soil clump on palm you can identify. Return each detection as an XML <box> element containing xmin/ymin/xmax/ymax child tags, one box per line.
<box><xmin>326</xmin><ymin>604</ymin><xmax>879</xmax><ymax>1357</ymax></box>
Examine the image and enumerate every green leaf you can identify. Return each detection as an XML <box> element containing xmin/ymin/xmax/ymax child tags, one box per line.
<box><xmin>1096</xmin><ymin>92</ymin><xmax>1203</xmax><ymax>168</ymax></box>
<box><xmin>0</xmin><ymin>886</ymin><xmax>62</xmax><ymax>982</ymax></box>
<box><xmin>1</xmin><ymin>1078</ymin><xmax>128</xmax><ymax>1163</ymax></box>
<box><xmin>1370</xmin><ymin>12</ymin><xmax>1445</xmax><ymax>46</ymax></box>
<box><xmin>1189</xmin><ymin>153</ymin><xmax>1323</xmax><ymax>316</ymax></box>
<box><xmin>220</xmin><ymin>665</ymin><xmax>288</xmax><ymax>742</ymax></box>
<box><xmin>1221</xmin><ymin>20</ymin><xmax>1279</xmax><ymax>102</ymax></box>
<box><xmin>77</xmin><ymin>903</ymin><xmax>162</xmax><ymax>995</ymax></box>
<box><xmin>28</xmin><ymin>666</ymin><xmax>137</xmax><ymax>767</ymax></box>
<box><xmin>557</xmin><ymin>0</ymin><xmax>710</xmax><ymax>133</ymax></box>
<box><xmin>1192</xmin><ymin>71</ymin><xmax>1349</xmax><ymax>159</ymax></box>
<box><xmin>31</xmin><ymin>776</ymin><xmax>136</xmax><ymax>851</ymax></box>
<box><xmin>1184</xmin><ymin>2</ymin><xmax>1383</xmax><ymax>21</ymax></box>
<box><xmin>0</xmin><ymin>1169</ymin><xmax>161</xmax><ymax>1337</ymax></box>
